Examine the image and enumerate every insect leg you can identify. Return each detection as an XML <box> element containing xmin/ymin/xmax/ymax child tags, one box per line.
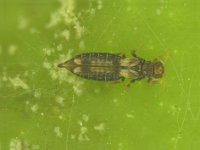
<box><xmin>127</xmin><ymin>79</ymin><xmax>137</xmax><ymax>88</ymax></box>
<box><xmin>121</xmin><ymin>77</ymin><xmax>125</xmax><ymax>82</ymax></box>
<box><xmin>116</xmin><ymin>53</ymin><xmax>126</xmax><ymax>58</ymax></box>
<box><xmin>148</xmin><ymin>77</ymin><xmax>160</xmax><ymax>84</ymax></box>
<box><xmin>131</xmin><ymin>50</ymin><xmax>137</xmax><ymax>57</ymax></box>
<box><xmin>131</xmin><ymin>79</ymin><xmax>137</xmax><ymax>83</ymax></box>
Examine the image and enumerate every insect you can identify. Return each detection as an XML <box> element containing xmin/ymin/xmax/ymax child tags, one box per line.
<box><xmin>58</xmin><ymin>51</ymin><xmax>164</xmax><ymax>85</ymax></box>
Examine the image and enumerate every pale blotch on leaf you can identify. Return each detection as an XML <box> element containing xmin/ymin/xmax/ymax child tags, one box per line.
<box><xmin>156</xmin><ymin>9</ymin><xmax>161</xmax><ymax>15</ymax></box>
<box><xmin>47</xmin><ymin>50</ymin><xmax>84</xmax><ymax>96</ymax></box>
<box><xmin>54</xmin><ymin>126</ymin><xmax>63</xmax><ymax>138</ymax></box>
<box><xmin>168</xmin><ymin>105</ymin><xmax>181</xmax><ymax>116</ymax></box>
<box><xmin>94</xmin><ymin>123</ymin><xmax>105</xmax><ymax>131</ymax></box>
<box><xmin>58</xmin><ymin>115</ymin><xmax>64</xmax><ymax>120</ymax></box>
<box><xmin>2</xmin><ymin>72</ymin><xmax>8</xmax><ymax>82</ymax></box>
<box><xmin>43</xmin><ymin>48</ymin><xmax>55</xmax><ymax>56</ymax></box>
<box><xmin>74</xmin><ymin>21</ymin><xmax>85</xmax><ymax>39</ymax></box>
<box><xmin>118</xmin><ymin>143</ymin><xmax>123</xmax><ymax>150</ymax></box>
<box><xmin>10</xmin><ymin>138</ymin><xmax>24</xmax><ymax>150</ymax></box>
<box><xmin>57</xmin><ymin>44</ymin><xmax>63</xmax><ymax>51</ymax></box>
<box><xmin>78</xmin><ymin>120</ymin><xmax>83</xmax><ymax>126</ymax></box>
<box><xmin>171</xmin><ymin>133</ymin><xmax>182</xmax><ymax>142</ymax></box>
<box><xmin>78</xmin><ymin>126</ymin><xmax>90</xmax><ymax>141</ymax></box>
<box><xmin>159</xmin><ymin>101</ymin><xmax>164</xmax><ymax>107</ymax></box>
<box><xmin>61</xmin><ymin>29</ymin><xmax>70</xmax><ymax>41</ymax></box>
<box><xmin>49</xmin><ymin>66</ymin><xmax>68</xmax><ymax>81</ymax></box>
<box><xmin>79</xmin><ymin>40</ymin><xmax>85</xmax><ymax>50</ymax></box>
<box><xmin>71</xmin><ymin>134</ymin><xmax>76</xmax><ymax>140</ymax></box>
<box><xmin>43</xmin><ymin>61</ymin><xmax>52</xmax><ymax>69</ymax></box>
<box><xmin>29</xmin><ymin>27</ymin><xmax>39</xmax><ymax>34</ymax></box>
<box><xmin>73</xmin><ymin>82</ymin><xmax>83</xmax><ymax>96</ymax></box>
<box><xmin>34</xmin><ymin>89</ymin><xmax>41</xmax><ymax>98</ymax></box>
<box><xmin>82</xmin><ymin>114</ymin><xmax>89</xmax><ymax>122</ymax></box>
<box><xmin>9</xmin><ymin>76</ymin><xmax>29</xmax><ymax>90</ymax></box>
<box><xmin>113</xmin><ymin>98</ymin><xmax>118</xmax><ymax>103</ymax></box>
<box><xmin>97</xmin><ymin>0</ymin><xmax>103</xmax><ymax>10</ymax></box>
<box><xmin>55</xmin><ymin>96</ymin><xmax>65</xmax><ymax>107</ymax></box>
<box><xmin>46</xmin><ymin>0</ymin><xmax>85</xmax><ymax>39</ymax></box>
<box><xmin>31</xmin><ymin>104</ymin><xmax>39</xmax><ymax>113</ymax></box>
<box><xmin>126</xmin><ymin>7</ymin><xmax>132</xmax><ymax>12</ymax></box>
<box><xmin>46</xmin><ymin>9</ymin><xmax>62</xmax><ymax>28</ymax></box>
<box><xmin>23</xmin><ymin>71</ymin><xmax>29</xmax><ymax>77</ymax></box>
<box><xmin>18</xmin><ymin>16</ymin><xmax>28</xmax><ymax>30</ymax></box>
<box><xmin>126</xmin><ymin>113</ymin><xmax>134</xmax><ymax>119</ymax></box>
<box><xmin>9</xmin><ymin>138</ymin><xmax>39</xmax><ymax>150</ymax></box>
<box><xmin>26</xmin><ymin>101</ymin><xmax>30</xmax><ymax>105</ymax></box>
<box><xmin>8</xmin><ymin>44</ymin><xmax>17</xmax><ymax>56</ymax></box>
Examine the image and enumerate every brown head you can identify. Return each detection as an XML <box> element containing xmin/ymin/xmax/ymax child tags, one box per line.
<box><xmin>142</xmin><ymin>60</ymin><xmax>164</xmax><ymax>78</ymax></box>
<box><xmin>152</xmin><ymin>61</ymin><xmax>164</xmax><ymax>78</ymax></box>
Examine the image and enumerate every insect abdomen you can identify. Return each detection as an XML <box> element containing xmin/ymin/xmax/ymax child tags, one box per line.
<box><xmin>58</xmin><ymin>52</ymin><xmax>125</xmax><ymax>81</ymax></box>
<box><xmin>77</xmin><ymin>72</ymin><xmax>121</xmax><ymax>81</ymax></box>
<box><xmin>74</xmin><ymin>66</ymin><xmax>121</xmax><ymax>81</ymax></box>
<box><xmin>75</xmin><ymin>53</ymin><xmax>122</xmax><ymax>66</ymax></box>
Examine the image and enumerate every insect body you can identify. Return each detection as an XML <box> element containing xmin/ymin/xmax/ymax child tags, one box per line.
<box><xmin>58</xmin><ymin>51</ymin><xmax>164</xmax><ymax>84</ymax></box>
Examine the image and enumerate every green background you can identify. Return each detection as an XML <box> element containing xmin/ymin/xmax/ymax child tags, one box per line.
<box><xmin>1</xmin><ymin>0</ymin><xmax>200</xmax><ymax>149</ymax></box>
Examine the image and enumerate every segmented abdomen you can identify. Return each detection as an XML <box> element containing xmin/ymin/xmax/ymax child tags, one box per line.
<box><xmin>71</xmin><ymin>53</ymin><xmax>123</xmax><ymax>81</ymax></box>
<box><xmin>75</xmin><ymin>53</ymin><xmax>122</xmax><ymax>66</ymax></box>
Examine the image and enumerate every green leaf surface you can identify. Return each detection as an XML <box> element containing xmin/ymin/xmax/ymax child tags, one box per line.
<box><xmin>1</xmin><ymin>0</ymin><xmax>200</xmax><ymax>149</ymax></box>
